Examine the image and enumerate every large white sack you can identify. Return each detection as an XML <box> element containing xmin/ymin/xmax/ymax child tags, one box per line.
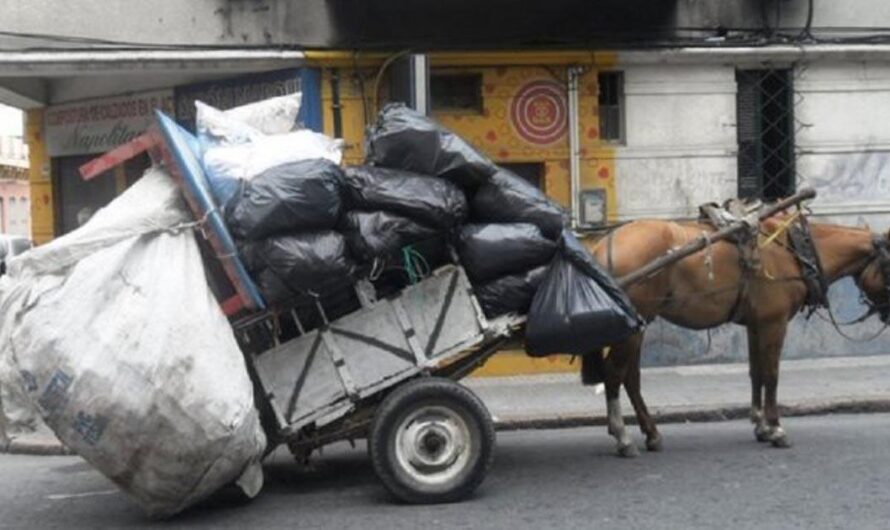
<box><xmin>196</xmin><ymin>98</ymin><xmax>344</xmax><ymax>207</ymax></box>
<box><xmin>0</xmin><ymin>166</ymin><xmax>266</xmax><ymax>517</ymax></box>
<box><xmin>202</xmin><ymin>129</ymin><xmax>345</xmax><ymax>183</ymax></box>
<box><xmin>0</xmin><ymin>275</ymin><xmax>40</xmax><ymax>438</ymax></box>
<box><xmin>196</xmin><ymin>93</ymin><xmax>302</xmax><ymax>141</ymax></box>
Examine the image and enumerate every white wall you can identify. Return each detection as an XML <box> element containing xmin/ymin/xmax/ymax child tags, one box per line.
<box><xmin>615</xmin><ymin>64</ymin><xmax>738</xmax><ymax>220</ymax></box>
<box><xmin>796</xmin><ymin>61</ymin><xmax>890</xmax><ymax>227</ymax></box>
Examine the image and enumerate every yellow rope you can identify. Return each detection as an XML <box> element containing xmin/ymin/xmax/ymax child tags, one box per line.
<box><xmin>759</xmin><ymin>210</ymin><xmax>801</xmax><ymax>249</ymax></box>
<box><xmin>757</xmin><ymin>209</ymin><xmax>802</xmax><ymax>280</ymax></box>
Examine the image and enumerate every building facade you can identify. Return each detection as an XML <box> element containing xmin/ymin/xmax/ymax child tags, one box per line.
<box><xmin>0</xmin><ymin>135</ymin><xmax>29</xmax><ymax>236</ymax></box>
<box><xmin>2</xmin><ymin>0</ymin><xmax>890</xmax><ymax>369</ymax></box>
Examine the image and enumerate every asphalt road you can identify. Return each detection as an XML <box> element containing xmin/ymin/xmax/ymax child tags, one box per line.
<box><xmin>2</xmin><ymin>413</ymin><xmax>890</xmax><ymax>529</ymax></box>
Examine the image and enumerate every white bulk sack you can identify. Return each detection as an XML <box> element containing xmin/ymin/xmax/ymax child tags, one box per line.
<box><xmin>0</xmin><ymin>166</ymin><xmax>266</xmax><ymax>517</ymax></box>
<box><xmin>196</xmin><ymin>98</ymin><xmax>344</xmax><ymax>207</ymax></box>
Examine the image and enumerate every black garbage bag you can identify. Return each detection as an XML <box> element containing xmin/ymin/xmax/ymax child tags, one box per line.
<box><xmin>343</xmin><ymin>165</ymin><xmax>469</xmax><ymax>229</ymax></box>
<box><xmin>457</xmin><ymin>223</ymin><xmax>557</xmax><ymax>283</ymax></box>
<box><xmin>525</xmin><ymin>230</ymin><xmax>642</xmax><ymax>356</ymax></box>
<box><xmin>226</xmin><ymin>159</ymin><xmax>344</xmax><ymax>240</ymax></box>
<box><xmin>474</xmin><ymin>265</ymin><xmax>549</xmax><ymax>318</ymax></box>
<box><xmin>340</xmin><ymin>210</ymin><xmax>440</xmax><ymax>262</ymax></box>
<box><xmin>366</xmin><ymin>103</ymin><xmax>497</xmax><ymax>189</ymax></box>
<box><xmin>241</xmin><ymin>231</ymin><xmax>355</xmax><ymax>305</ymax></box>
<box><xmin>472</xmin><ymin>168</ymin><xmax>569</xmax><ymax>239</ymax></box>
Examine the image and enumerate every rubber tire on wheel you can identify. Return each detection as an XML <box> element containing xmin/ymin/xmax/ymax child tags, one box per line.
<box><xmin>368</xmin><ymin>377</ymin><xmax>496</xmax><ymax>504</ymax></box>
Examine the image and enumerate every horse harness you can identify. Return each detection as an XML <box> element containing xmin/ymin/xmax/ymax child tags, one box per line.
<box><xmin>699</xmin><ymin>200</ymin><xmax>830</xmax><ymax>322</ymax></box>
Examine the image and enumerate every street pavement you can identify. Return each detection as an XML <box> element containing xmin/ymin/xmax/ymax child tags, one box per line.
<box><xmin>2</xmin><ymin>413</ymin><xmax>890</xmax><ymax>529</ymax></box>
<box><xmin>6</xmin><ymin>354</ymin><xmax>890</xmax><ymax>455</ymax></box>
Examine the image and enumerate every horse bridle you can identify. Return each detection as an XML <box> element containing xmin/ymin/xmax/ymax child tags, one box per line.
<box><xmin>855</xmin><ymin>235</ymin><xmax>890</xmax><ymax>324</ymax></box>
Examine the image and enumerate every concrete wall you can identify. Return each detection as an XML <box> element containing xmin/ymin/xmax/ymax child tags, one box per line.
<box><xmin>615</xmin><ymin>64</ymin><xmax>737</xmax><ymax>220</ymax></box>
<box><xmin>0</xmin><ymin>0</ymin><xmax>327</xmax><ymax>48</ymax></box>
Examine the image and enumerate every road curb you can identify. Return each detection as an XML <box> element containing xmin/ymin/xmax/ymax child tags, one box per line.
<box><xmin>1</xmin><ymin>436</ymin><xmax>73</xmax><ymax>456</ymax></box>
<box><xmin>3</xmin><ymin>399</ymin><xmax>890</xmax><ymax>455</ymax></box>
<box><xmin>491</xmin><ymin>398</ymin><xmax>890</xmax><ymax>431</ymax></box>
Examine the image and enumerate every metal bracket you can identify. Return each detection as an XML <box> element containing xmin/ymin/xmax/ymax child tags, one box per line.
<box><xmin>391</xmin><ymin>299</ymin><xmax>427</xmax><ymax>366</ymax></box>
<box><xmin>321</xmin><ymin>330</ymin><xmax>360</xmax><ymax>401</ymax></box>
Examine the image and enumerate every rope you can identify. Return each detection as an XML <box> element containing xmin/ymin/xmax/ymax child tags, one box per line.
<box><xmin>401</xmin><ymin>245</ymin><xmax>431</xmax><ymax>284</ymax></box>
<box><xmin>758</xmin><ymin>210</ymin><xmax>801</xmax><ymax>249</ymax></box>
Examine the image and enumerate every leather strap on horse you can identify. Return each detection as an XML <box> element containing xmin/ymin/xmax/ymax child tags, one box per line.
<box><xmin>699</xmin><ymin>200</ymin><xmax>761</xmax><ymax>323</ymax></box>
<box><xmin>788</xmin><ymin>210</ymin><xmax>830</xmax><ymax>315</ymax></box>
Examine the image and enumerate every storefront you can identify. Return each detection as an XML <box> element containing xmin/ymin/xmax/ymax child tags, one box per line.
<box><xmin>44</xmin><ymin>90</ymin><xmax>174</xmax><ymax>235</ymax></box>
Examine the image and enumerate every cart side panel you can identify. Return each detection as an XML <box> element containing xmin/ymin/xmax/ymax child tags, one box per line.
<box><xmin>328</xmin><ymin>300</ymin><xmax>418</xmax><ymax>390</ymax></box>
<box><xmin>400</xmin><ymin>267</ymin><xmax>484</xmax><ymax>360</ymax></box>
<box><xmin>253</xmin><ymin>330</ymin><xmax>349</xmax><ymax>429</ymax></box>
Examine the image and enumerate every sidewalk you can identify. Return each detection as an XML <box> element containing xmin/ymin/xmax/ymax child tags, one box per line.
<box><xmin>4</xmin><ymin>355</ymin><xmax>890</xmax><ymax>455</ymax></box>
<box><xmin>467</xmin><ymin>354</ymin><xmax>890</xmax><ymax>429</ymax></box>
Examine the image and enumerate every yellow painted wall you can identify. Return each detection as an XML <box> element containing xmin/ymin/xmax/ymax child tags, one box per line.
<box><xmin>25</xmin><ymin>109</ymin><xmax>54</xmax><ymax>245</ymax></box>
<box><xmin>319</xmin><ymin>56</ymin><xmax>618</xmax><ymax>220</ymax></box>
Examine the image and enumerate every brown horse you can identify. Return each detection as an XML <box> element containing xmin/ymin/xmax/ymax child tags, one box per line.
<box><xmin>585</xmin><ymin>216</ymin><xmax>890</xmax><ymax>457</ymax></box>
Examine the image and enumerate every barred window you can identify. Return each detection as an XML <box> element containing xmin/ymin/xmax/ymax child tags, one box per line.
<box><xmin>598</xmin><ymin>71</ymin><xmax>625</xmax><ymax>143</ymax></box>
<box><xmin>736</xmin><ymin>69</ymin><xmax>795</xmax><ymax>200</ymax></box>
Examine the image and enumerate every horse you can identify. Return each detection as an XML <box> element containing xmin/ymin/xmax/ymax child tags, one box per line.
<box><xmin>583</xmin><ymin>215</ymin><xmax>890</xmax><ymax>457</ymax></box>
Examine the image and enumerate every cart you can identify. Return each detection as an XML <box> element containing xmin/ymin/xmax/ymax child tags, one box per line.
<box><xmin>79</xmin><ymin>110</ymin><xmax>817</xmax><ymax>505</ymax></box>
<box><xmin>80</xmin><ymin>110</ymin><xmax>524</xmax><ymax>504</ymax></box>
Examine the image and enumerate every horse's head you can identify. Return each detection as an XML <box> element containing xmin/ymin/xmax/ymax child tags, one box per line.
<box><xmin>857</xmin><ymin>230</ymin><xmax>890</xmax><ymax>323</ymax></box>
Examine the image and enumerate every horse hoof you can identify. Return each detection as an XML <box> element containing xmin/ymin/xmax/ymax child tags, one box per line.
<box><xmin>754</xmin><ymin>426</ymin><xmax>771</xmax><ymax>443</ymax></box>
<box><xmin>770</xmin><ymin>435</ymin><xmax>792</xmax><ymax>449</ymax></box>
<box><xmin>646</xmin><ymin>435</ymin><xmax>663</xmax><ymax>452</ymax></box>
<box><xmin>617</xmin><ymin>442</ymin><xmax>640</xmax><ymax>458</ymax></box>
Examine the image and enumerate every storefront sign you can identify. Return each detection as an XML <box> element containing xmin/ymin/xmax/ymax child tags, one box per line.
<box><xmin>174</xmin><ymin>68</ymin><xmax>320</xmax><ymax>132</ymax></box>
<box><xmin>510</xmin><ymin>80</ymin><xmax>568</xmax><ymax>145</ymax></box>
<box><xmin>45</xmin><ymin>90</ymin><xmax>174</xmax><ymax>157</ymax></box>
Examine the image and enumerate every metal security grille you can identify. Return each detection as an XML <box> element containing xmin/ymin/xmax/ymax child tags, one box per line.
<box><xmin>598</xmin><ymin>71</ymin><xmax>624</xmax><ymax>143</ymax></box>
<box><xmin>736</xmin><ymin>69</ymin><xmax>795</xmax><ymax>200</ymax></box>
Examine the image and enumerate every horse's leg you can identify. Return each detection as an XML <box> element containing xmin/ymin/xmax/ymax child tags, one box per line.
<box><xmin>746</xmin><ymin>326</ymin><xmax>769</xmax><ymax>442</ymax></box>
<box><xmin>750</xmin><ymin>321</ymin><xmax>792</xmax><ymax>448</ymax></box>
<box><xmin>622</xmin><ymin>334</ymin><xmax>662</xmax><ymax>451</ymax></box>
<box><xmin>603</xmin><ymin>343</ymin><xmax>639</xmax><ymax>457</ymax></box>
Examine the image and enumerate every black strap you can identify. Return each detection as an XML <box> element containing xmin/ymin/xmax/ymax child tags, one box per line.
<box><xmin>606</xmin><ymin>230</ymin><xmax>615</xmax><ymax>274</ymax></box>
<box><xmin>788</xmin><ymin>212</ymin><xmax>830</xmax><ymax>314</ymax></box>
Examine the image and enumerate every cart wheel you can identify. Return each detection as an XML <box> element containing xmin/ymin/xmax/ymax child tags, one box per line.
<box><xmin>368</xmin><ymin>377</ymin><xmax>495</xmax><ymax>504</ymax></box>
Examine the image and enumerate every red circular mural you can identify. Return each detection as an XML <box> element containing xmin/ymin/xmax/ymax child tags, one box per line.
<box><xmin>510</xmin><ymin>80</ymin><xmax>568</xmax><ymax>145</ymax></box>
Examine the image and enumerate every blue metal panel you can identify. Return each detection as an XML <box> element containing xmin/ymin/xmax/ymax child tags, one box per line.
<box><xmin>154</xmin><ymin>110</ymin><xmax>266</xmax><ymax>310</ymax></box>
<box><xmin>298</xmin><ymin>68</ymin><xmax>323</xmax><ymax>132</ymax></box>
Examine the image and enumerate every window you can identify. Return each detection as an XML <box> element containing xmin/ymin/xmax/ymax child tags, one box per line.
<box><xmin>431</xmin><ymin>73</ymin><xmax>483</xmax><ymax>113</ymax></box>
<box><xmin>736</xmin><ymin>69</ymin><xmax>795</xmax><ymax>200</ymax></box>
<box><xmin>499</xmin><ymin>162</ymin><xmax>545</xmax><ymax>191</ymax></box>
<box><xmin>7</xmin><ymin>198</ymin><xmax>16</xmax><ymax>232</ymax></box>
<box><xmin>598</xmin><ymin>71</ymin><xmax>625</xmax><ymax>143</ymax></box>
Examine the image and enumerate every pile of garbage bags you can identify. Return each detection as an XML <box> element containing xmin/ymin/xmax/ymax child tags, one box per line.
<box><xmin>367</xmin><ymin>104</ymin><xmax>641</xmax><ymax>353</ymax></box>
<box><xmin>208</xmin><ymin>100</ymin><xmax>641</xmax><ymax>352</ymax></box>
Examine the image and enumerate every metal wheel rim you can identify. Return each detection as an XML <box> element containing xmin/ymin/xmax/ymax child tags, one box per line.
<box><xmin>393</xmin><ymin>404</ymin><xmax>473</xmax><ymax>487</ymax></box>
